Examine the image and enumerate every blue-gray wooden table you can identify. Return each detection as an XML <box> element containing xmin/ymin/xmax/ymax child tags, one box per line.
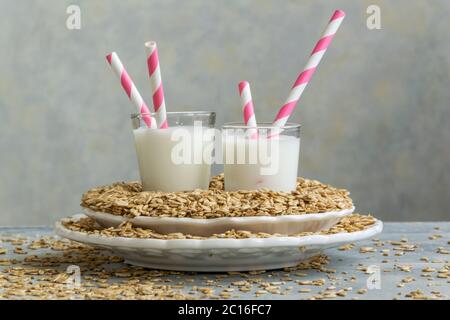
<box><xmin>0</xmin><ymin>222</ymin><xmax>448</xmax><ymax>300</ymax></box>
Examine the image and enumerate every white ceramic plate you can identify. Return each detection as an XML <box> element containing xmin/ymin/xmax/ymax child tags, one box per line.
<box><xmin>83</xmin><ymin>207</ymin><xmax>355</xmax><ymax>236</ymax></box>
<box><xmin>55</xmin><ymin>214</ymin><xmax>382</xmax><ymax>272</ymax></box>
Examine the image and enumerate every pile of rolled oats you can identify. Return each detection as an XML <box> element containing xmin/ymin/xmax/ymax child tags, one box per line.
<box><xmin>81</xmin><ymin>174</ymin><xmax>353</xmax><ymax>218</ymax></box>
<box><xmin>62</xmin><ymin>214</ymin><xmax>375</xmax><ymax>240</ymax></box>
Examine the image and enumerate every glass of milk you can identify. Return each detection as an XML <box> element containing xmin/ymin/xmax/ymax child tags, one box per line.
<box><xmin>222</xmin><ymin>123</ymin><xmax>300</xmax><ymax>192</ymax></box>
<box><xmin>131</xmin><ymin>111</ymin><xmax>215</xmax><ymax>192</ymax></box>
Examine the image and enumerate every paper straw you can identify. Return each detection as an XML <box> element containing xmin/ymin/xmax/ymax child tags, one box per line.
<box><xmin>106</xmin><ymin>52</ymin><xmax>156</xmax><ymax>129</ymax></box>
<box><xmin>144</xmin><ymin>41</ymin><xmax>169</xmax><ymax>129</ymax></box>
<box><xmin>272</xmin><ymin>10</ymin><xmax>345</xmax><ymax>127</ymax></box>
<box><xmin>238</xmin><ymin>81</ymin><xmax>258</xmax><ymax>138</ymax></box>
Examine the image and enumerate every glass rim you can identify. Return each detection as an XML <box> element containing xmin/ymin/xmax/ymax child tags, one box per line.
<box><xmin>222</xmin><ymin>122</ymin><xmax>301</xmax><ymax>130</ymax></box>
<box><xmin>131</xmin><ymin>111</ymin><xmax>215</xmax><ymax>119</ymax></box>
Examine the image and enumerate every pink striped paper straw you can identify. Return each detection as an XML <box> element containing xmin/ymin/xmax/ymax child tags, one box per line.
<box><xmin>238</xmin><ymin>81</ymin><xmax>258</xmax><ymax>137</ymax></box>
<box><xmin>272</xmin><ymin>10</ymin><xmax>345</xmax><ymax>127</ymax></box>
<box><xmin>106</xmin><ymin>52</ymin><xmax>156</xmax><ymax>129</ymax></box>
<box><xmin>145</xmin><ymin>41</ymin><xmax>168</xmax><ymax>129</ymax></box>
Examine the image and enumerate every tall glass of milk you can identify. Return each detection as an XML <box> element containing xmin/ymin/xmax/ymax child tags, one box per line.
<box><xmin>132</xmin><ymin>111</ymin><xmax>216</xmax><ymax>192</ymax></box>
<box><xmin>222</xmin><ymin>123</ymin><xmax>300</xmax><ymax>192</ymax></box>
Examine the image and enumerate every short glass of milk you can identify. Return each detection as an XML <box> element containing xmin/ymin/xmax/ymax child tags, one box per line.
<box><xmin>222</xmin><ymin>123</ymin><xmax>300</xmax><ymax>192</ymax></box>
<box><xmin>131</xmin><ymin>111</ymin><xmax>216</xmax><ymax>192</ymax></box>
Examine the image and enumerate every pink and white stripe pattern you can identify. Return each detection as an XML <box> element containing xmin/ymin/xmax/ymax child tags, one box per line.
<box><xmin>106</xmin><ymin>52</ymin><xmax>156</xmax><ymax>129</ymax></box>
<box><xmin>238</xmin><ymin>81</ymin><xmax>257</xmax><ymax>133</ymax></box>
<box><xmin>272</xmin><ymin>10</ymin><xmax>345</xmax><ymax>127</ymax></box>
<box><xmin>145</xmin><ymin>41</ymin><xmax>168</xmax><ymax>129</ymax></box>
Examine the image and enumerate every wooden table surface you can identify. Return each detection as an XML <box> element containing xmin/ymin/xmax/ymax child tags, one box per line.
<box><xmin>0</xmin><ymin>222</ymin><xmax>448</xmax><ymax>300</ymax></box>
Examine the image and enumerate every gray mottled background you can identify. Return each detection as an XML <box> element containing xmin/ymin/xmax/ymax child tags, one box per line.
<box><xmin>0</xmin><ymin>0</ymin><xmax>449</xmax><ymax>225</ymax></box>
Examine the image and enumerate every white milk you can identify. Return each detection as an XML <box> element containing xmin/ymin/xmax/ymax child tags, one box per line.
<box><xmin>133</xmin><ymin>126</ymin><xmax>212</xmax><ymax>192</ymax></box>
<box><xmin>223</xmin><ymin>135</ymin><xmax>300</xmax><ymax>192</ymax></box>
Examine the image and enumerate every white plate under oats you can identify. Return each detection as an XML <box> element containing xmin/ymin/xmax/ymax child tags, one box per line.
<box><xmin>81</xmin><ymin>176</ymin><xmax>355</xmax><ymax>236</ymax></box>
<box><xmin>83</xmin><ymin>207</ymin><xmax>355</xmax><ymax>236</ymax></box>
<box><xmin>55</xmin><ymin>213</ymin><xmax>382</xmax><ymax>272</ymax></box>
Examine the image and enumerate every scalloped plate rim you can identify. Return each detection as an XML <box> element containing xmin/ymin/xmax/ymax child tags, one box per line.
<box><xmin>55</xmin><ymin>213</ymin><xmax>382</xmax><ymax>250</ymax></box>
<box><xmin>83</xmin><ymin>206</ymin><xmax>355</xmax><ymax>225</ymax></box>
